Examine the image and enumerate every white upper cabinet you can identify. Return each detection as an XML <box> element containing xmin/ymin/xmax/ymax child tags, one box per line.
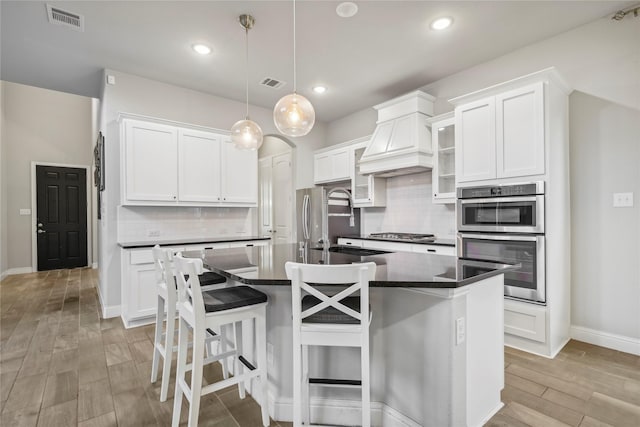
<box><xmin>352</xmin><ymin>140</ymin><xmax>386</xmax><ymax>207</ymax></box>
<box><xmin>124</xmin><ymin>120</ymin><xmax>179</xmax><ymax>202</ymax></box>
<box><xmin>221</xmin><ymin>137</ymin><xmax>258</xmax><ymax>203</ymax></box>
<box><xmin>496</xmin><ymin>83</ymin><xmax>545</xmax><ymax>178</ymax></box>
<box><xmin>455</xmin><ymin>97</ymin><xmax>496</xmax><ymax>183</ymax></box>
<box><xmin>314</xmin><ymin>145</ymin><xmax>351</xmax><ymax>184</ymax></box>
<box><xmin>178</xmin><ymin>128</ymin><xmax>222</xmax><ymax>202</ymax></box>
<box><xmin>455</xmin><ymin>82</ymin><xmax>545</xmax><ymax>183</ymax></box>
<box><xmin>428</xmin><ymin>112</ymin><xmax>456</xmax><ymax>204</ymax></box>
<box><xmin>120</xmin><ymin>115</ymin><xmax>257</xmax><ymax>207</ymax></box>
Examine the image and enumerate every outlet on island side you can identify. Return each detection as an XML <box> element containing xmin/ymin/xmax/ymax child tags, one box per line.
<box><xmin>456</xmin><ymin>317</ymin><xmax>466</xmax><ymax>345</ymax></box>
<box><xmin>147</xmin><ymin>230</ymin><xmax>161</xmax><ymax>238</ymax></box>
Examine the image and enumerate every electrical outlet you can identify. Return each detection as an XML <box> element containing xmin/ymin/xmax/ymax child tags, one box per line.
<box><xmin>19</xmin><ymin>208</ymin><xmax>31</xmax><ymax>215</ymax></box>
<box><xmin>613</xmin><ymin>192</ymin><xmax>634</xmax><ymax>207</ymax></box>
<box><xmin>267</xmin><ymin>342</ymin><xmax>274</xmax><ymax>367</ymax></box>
<box><xmin>147</xmin><ymin>230</ymin><xmax>161</xmax><ymax>238</ymax></box>
<box><xmin>456</xmin><ymin>317</ymin><xmax>465</xmax><ymax>345</ymax></box>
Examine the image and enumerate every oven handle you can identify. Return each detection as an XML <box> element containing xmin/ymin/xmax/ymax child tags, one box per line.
<box><xmin>458</xmin><ymin>195</ymin><xmax>541</xmax><ymax>205</ymax></box>
<box><xmin>457</xmin><ymin>233</ymin><xmax>542</xmax><ymax>242</ymax></box>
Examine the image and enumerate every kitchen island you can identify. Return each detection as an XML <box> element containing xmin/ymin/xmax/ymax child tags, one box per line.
<box><xmin>194</xmin><ymin>244</ymin><xmax>514</xmax><ymax>427</ymax></box>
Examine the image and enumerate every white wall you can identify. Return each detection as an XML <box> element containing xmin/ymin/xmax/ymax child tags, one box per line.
<box><xmin>326</xmin><ymin>15</ymin><xmax>640</xmax><ymax>350</ymax></box>
<box><xmin>0</xmin><ymin>81</ymin><xmax>96</xmax><ymax>274</ymax></box>
<box><xmin>98</xmin><ymin>69</ymin><xmax>328</xmax><ymax>311</ymax></box>
<box><xmin>0</xmin><ymin>81</ymin><xmax>6</xmax><ymax>280</ymax></box>
<box><xmin>569</xmin><ymin>91</ymin><xmax>640</xmax><ymax>345</ymax></box>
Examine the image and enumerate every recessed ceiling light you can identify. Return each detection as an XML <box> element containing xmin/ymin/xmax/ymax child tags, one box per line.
<box><xmin>431</xmin><ymin>17</ymin><xmax>453</xmax><ymax>31</ymax></box>
<box><xmin>312</xmin><ymin>85</ymin><xmax>327</xmax><ymax>94</ymax></box>
<box><xmin>336</xmin><ymin>2</ymin><xmax>358</xmax><ymax>18</ymax></box>
<box><xmin>192</xmin><ymin>43</ymin><xmax>212</xmax><ymax>55</ymax></box>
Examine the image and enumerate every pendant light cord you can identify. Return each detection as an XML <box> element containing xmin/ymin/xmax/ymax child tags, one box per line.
<box><xmin>293</xmin><ymin>0</ymin><xmax>297</xmax><ymax>93</ymax></box>
<box><xmin>245</xmin><ymin>25</ymin><xmax>249</xmax><ymax>119</ymax></box>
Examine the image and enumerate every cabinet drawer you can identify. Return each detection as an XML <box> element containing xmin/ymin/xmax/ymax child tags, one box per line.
<box><xmin>412</xmin><ymin>244</ymin><xmax>456</xmax><ymax>256</ymax></box>
<box><xmin>130</xmin><ymin>250</ymin><xmax>154</xmax><ymax>265</ymax></box>
<box><xmin>504</xmin><ymin>300</ymin><xmax>546</xmax><ymax>343</ymax></box>
<box><xmin>337</xmin><ymin>238</ymin><xmax>364</xmax><ymax>248</ymax></box>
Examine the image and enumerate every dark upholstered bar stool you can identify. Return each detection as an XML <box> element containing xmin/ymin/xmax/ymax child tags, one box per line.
<box><xmin>172</xmin><ymin>253</ymin><xmax>270</xmax><ymax>427</ymax></box>
<box><xmin>150</xmin><ymin>246</ymin><xmax>228</xmax><ymax>402</ymax></box>
<box><xmin>285</xmin><ymin>261</ymin><xmax>377</xmax><ymax>427</ymax></box>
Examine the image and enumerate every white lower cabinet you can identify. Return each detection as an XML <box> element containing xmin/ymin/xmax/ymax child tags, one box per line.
<box><xmin>120</xmin><ymin>240</ymin><xmax>268</xmax><ymax>327</ymax></box>
<box><xmin>504</xmin><ymin>298</ymin><xmax>546</xmax><ymax>343</ymax></box>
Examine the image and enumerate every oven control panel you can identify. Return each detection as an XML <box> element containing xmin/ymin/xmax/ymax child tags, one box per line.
<box><xmin>457</xmin><ymin>181</ymin><xmax>544</xmax><ymax>199</ymax></box>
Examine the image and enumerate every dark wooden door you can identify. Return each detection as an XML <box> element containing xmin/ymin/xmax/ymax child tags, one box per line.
<box><xmin>36</xmin><ymin>165</ymin><xmax>88</xmax><ymax>270</ymax></box>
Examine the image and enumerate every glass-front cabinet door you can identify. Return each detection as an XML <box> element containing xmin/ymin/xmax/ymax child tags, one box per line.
<box><xmin>352</xmin><ymin>142</ymin><xmax>386</xmax><ymax>207</ymax></box>
<box><xmin>430</xmin><ymin>112</ymin><xmax>456</xmax><ymax>204</ymax></box>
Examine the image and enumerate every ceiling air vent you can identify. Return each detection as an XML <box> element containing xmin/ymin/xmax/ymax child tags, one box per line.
<box><xmin>46</xmin><ymin>4</ymin><xmax>84</xmax><ymax>32</ymax></box>
<box><xmin>260</xmin><ymin>77</ymin><xmax>285</xmax><ymax>89</ymax></box>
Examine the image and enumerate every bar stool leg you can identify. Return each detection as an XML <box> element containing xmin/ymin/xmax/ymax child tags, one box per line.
<box><xmin>361</xmin><ymin>341</ymin><xmax>371</xmax><ymax>427</ymax></box>
<box><xmin>256</xmin><ymin>307</ymin><xmax>270</xmax><ymax>427</ymax></box>
<box><xmin>220</xmin><ymin>325</ymin><xmax>230</xmax><ymax>380</ymax></box>
<box><xmin>302</xmin><ymin>345</ymin><xmax>310</xmax><ymax>425</ymax></box>
<box><xmin>235</xmin><ymin>321</ymin><xmax>246</xmax><ymax>399</ymax></box>
<box><xmin>188</xmin><ymin>326</ymin><xmax>206</xmax><ymax>426</ymax></box>
<box><xmin>160</xmin><ymin>306</ymin><xmax>175</xmax><ymax>402</ymax></box>
<box><xmin>172</xmin><ymin>317</ymin><xmax>188</xmax><ymax>427</ymax></box>
<box><xmin>292</xmin><ymin>331</ymin><xmax>302</xmax><ymax>427</ymax></box>
<box><xmin>151</xmin><ymin>294</ymin><xmax>164</xmax><ymax>383</ymax></box>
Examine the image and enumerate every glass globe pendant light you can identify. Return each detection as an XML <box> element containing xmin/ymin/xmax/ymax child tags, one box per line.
<box><xmin>273</xmin><ymin>0</ymin><xmax>315</xmax><ymax>137</ymax></box>
<box><xmin>231</xmin><ymin>14</ymin><xmax>263</xmax><ymax>150</ymax></box>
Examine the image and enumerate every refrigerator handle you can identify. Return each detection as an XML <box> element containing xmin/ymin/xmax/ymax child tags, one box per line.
<box><xmin>303</xmin><ymin>194</ymin><xmax>310</xmax><ymax>240</ymax></box>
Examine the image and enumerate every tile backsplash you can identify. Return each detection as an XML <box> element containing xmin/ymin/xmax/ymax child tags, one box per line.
<box><xmin>117</xmin><ymin>206</ymin><xmax>256</xmax><ymax>243</ymax></box>
<box><xmin>361</xmin><ymin>171</ymin><xmax>455</xmax><ymax>238</ymax></box>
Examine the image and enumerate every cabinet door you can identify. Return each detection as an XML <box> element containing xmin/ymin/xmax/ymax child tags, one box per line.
<box><xmin>126</xmin><ymin>263</ymin><xmax>158</xmax><ymax>321</ymax></box>
<box><xmin>432</xmin><ymin>116</ymin><xmax>456</xmax><ymax>203</ymax></box>
<box><xmin>313</xmin><ymin>148</ymin><xmax>350</xmax><ymax>184</ymax></box>
<box><xmin>455</xmin><ymin>98</ymin><xmax>496</xmax><ymax>183</ymax></box>
<box><xmin>221</xmin><ymin>137</ymin><xmax>258</xmax><ymax>204</ymax></box>
<box><xmin>124</xmin><ymin>120</ymin><xmax>178</xmax><ymax>202</ymax></box>
<box><xmin>496</xmin><ymin>82</ymin><xmax>545</xmax><ymax>178</ymax></box>
<box><xmin>178</xmin><ymin>129</ymin><xmax>222</xmax><ymax>203</ymax></box>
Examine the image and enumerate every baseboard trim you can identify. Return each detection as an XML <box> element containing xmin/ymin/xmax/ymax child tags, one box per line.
<box><xmin>97</xmin><ymin>287</ymin><xmax>120</xmax><ymax>319</ymax></box>
<box><xmin>269</xmin><ymin>394</ymin><xmax>421</xmax><ymax>427</ymax></box>
<box><xmin>0</xmin><ymin>271</ymin><xmax>8</xmax><ymax>282</ymax></box>
<box><xmin>473</xmin><ymin>401</ymin><xmax>504</xmax><ymax>427</ymax></box>
<box><xmin>571</xmin><ymin>325</ymin><xmax>640</xmax><ymax>356</ymax></box>
<box><xmin>91</xmin><ymin>262</ymin><xmax>98</xmax><ymax>269</ymax></box>
<box><xmin>4</xmin><ymin>267</ymin><xmax>34</xmax><ymax>276</ymax></box>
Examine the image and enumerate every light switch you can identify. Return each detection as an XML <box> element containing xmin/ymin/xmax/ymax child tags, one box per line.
<box><xmin>456</xmin><ymin>317</ymin><xmax>465</xmax><ymax>345</ymax></box>
<box><xmin>19</xmin><ymin>208</ymin><xmax>31</xmax><ymax>215</ymax></box>
<box><xmin>613</xmin><ymin>192</ymin><xmax>634</xmax><ymax>208</ymax></box>
<box><xmin>106</xmin><ymin>74</ymin><xmax>116</xmax><ymax>85</ymax></box>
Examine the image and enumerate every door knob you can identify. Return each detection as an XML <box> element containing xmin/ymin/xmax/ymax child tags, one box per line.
<box><xmin>38</xmin><ymin>222</ymin><xmax>43</xmax><ymax>227</ymax></box>
<box><xmin>37</xmin><ymin>229</ymin><xmax>46</xmax><ymax>234</ymax></box>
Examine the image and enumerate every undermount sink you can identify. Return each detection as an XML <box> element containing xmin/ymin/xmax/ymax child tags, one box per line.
<box><xmin>311</xmin><ymin>246</ymin><xmax>391</xmax><ymax>256</ymax></box>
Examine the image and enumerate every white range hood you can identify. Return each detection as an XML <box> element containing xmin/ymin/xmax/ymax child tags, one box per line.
<box><xmin>359</xmin><ymin>90</ymin><xmax>435</xmax><ymax>177</ymax></box>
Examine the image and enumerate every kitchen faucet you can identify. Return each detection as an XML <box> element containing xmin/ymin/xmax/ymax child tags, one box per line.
<box><xmin>321</xmin><ymin>187</ymin><xmax>355</xmax><ymax>250</ymax></box>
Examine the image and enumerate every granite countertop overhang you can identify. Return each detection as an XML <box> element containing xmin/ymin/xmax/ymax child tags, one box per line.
<box><xmin>195</xmin><ymin>243</ymin><xmax>518</xmax><ymax>289</ymax></box>
<box><xmin>118</xmin><ymin>235</ymin><xmax>270</xmax><ymax>249</ymax></box>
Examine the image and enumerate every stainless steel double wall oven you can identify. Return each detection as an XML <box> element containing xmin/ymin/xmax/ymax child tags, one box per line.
<box><xmin>457</xmin><ymin>182</ymin><xmax>546</xmax><ymax>304</ymax></box>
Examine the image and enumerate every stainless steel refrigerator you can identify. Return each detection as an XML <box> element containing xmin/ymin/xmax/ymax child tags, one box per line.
<box><xmin>296</xmin><ymin>187</ymin><xmax>360</xmax><ymax>249</ymax></box>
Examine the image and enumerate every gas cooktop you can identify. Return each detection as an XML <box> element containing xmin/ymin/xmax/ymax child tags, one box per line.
<box><xmin>367</xmin><ymin>232</ymin><xmax>435</xmax><ymax>243</ymax></box>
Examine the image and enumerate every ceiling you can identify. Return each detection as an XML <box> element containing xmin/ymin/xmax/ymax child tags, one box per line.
<box><xmin>0</xmin><ymin>1</ymin><xmax>634</xmax><ymax>122</ymax></box>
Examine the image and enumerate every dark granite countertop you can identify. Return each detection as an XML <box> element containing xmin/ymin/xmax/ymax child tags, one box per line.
<box><xmin>193</xmin><ymin>243</ymin><xmax>516</xmax><ymax>289</ymax></box>
<box><xmin>118</xmin><ymin>235</ymin><xmax>270</xmax><ymax>249</ymax></box>
<box><xmin>338</xmin><ymin>235</ymin><xmax>456</xmax><ymax>247</ymax></box>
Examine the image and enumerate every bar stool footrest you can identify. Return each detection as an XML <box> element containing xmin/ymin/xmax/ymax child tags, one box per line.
<box><xmin>309</xmin><ymin>378</ymin><xmax>362</xmax><ymax>387</ymax></box>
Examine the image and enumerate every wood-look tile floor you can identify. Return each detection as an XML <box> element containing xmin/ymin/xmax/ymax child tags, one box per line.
<box><xmin>1</xmin><ymin>268</ymin><xmax>638</xmax><ymax>427</ymax></box>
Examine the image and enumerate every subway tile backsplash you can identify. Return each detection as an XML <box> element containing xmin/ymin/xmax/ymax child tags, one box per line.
<box><xmin>117</xmin><ymin>206</ymin><xmax>256</xmax><ymax>243</ymax></box>
<box><xmin>361</xmin><ymin>172</ymin><xmax>455</xmax><ymax>238</ymax></box>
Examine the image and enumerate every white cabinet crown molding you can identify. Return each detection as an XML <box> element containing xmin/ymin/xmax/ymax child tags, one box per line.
<box><xmin>448</xmin><ymin>67</ymin><xmax>572</xmax><ymax>106</ymax></box>
<box><xmin>117</xmin><ymin>112</ymin><xmax>231</xmax><ymax>136</ymax></box>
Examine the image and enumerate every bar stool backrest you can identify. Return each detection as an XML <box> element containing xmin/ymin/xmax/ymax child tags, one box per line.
<box><xmin>285</xmin><ymin>262</ymin><xmax>376</xmax><ymax>327</ymax></box>
<box><xmin>174</xmin><ymin>254</ymin><xmax>206</xmax><ymax>323</ymax></box>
